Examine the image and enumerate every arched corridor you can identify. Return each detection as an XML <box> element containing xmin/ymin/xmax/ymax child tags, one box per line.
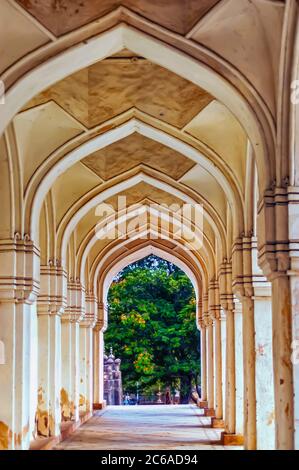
<box><xmin>0</xmin><ymin>0</ymin><xmax>299</xmax><ymax>452</ymax></box>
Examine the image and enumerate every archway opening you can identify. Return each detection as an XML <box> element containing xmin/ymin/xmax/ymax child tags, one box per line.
<box><xmin>104</xmin><ymin>255</ymin><xmax>200</xmax><ymax>406</ymax></box>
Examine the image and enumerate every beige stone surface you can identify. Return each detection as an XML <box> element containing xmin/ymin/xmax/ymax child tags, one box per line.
<box><xmin>23</xmin><ymin>60</ymin><xmax>213</xmax><ymax>129</ymax></box>
<box><xmin>54</xmin><ymin>405</ymin><xmax>241</xmax><ymax>450</ymax></box>
<box><xmin>83</xmin><ymin>133</ymin><xmax>195</xmax><ymax>181</ymax></box>
<box><xmin>0</xmin><ymin>0</ymin><xmax>49</xmax><ymax>73</ymax></box>
<box><xmin>16</xmin><ymin>0</ymin><xmax>220</xmax><ymax>36</ymax></box>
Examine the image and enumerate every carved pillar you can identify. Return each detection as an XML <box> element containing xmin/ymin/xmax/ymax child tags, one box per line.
<box><xmin>199</xmin><ymin>326</ymin><xmax>208</xmax><ymax>403</ymax></box>
<box><xmin>234</xmin><ymin>297</ymin><xmax>243</xmax><ymax>436</ymax></box>
<box><xmin>241</xmin><ymin>293</ymin><xmax>256</xmax><ymax>449</ymax></box>
<box><xmin>254</xmin><ymin>283</ymin><xmax>275</xmax><ymax>449</ymax></box>
<box><xmin>0</xmin><ymin>237</ymin><xmax>39</xmax><ymax>449</ymax></box>
<box><xmin>203</xmin><ymin>293</ymin><xmax>214</xmax><ymax>414</ymax></box>
<box><xmin>209</xmin><ymin>280</ymin><xmax>223</xmax><ymax>425</ymax></box>
<box><xmin>225</xmin><ymin>304</ymin><xmax>236</xmax><ymax>435</ymax></box>
<box><xmin>258</xmin><ymin>187</ymin><xmax>295</xmax><ymax>449</ymax></box>
<box><xmin>271</xmin><ymin>274</ymin><xmax>293</xmax><ymax>448</ymax></box>
<box><xmin>36</xmin><ymin>263</ymin><xmax>67</xmax><ymax>438</ymax></box>
<box><xmin>207</xmin><ymin>318</ymin><xmax>214</xmax><ymax>413</ymax></box>
<box><xmin>61</xmin><ymin>280</ymin><xmax>85</xmax><ymax>422</ymax></box>
<box><xmin>79</xmin><ymin>293</ymin><xmax>97</xmax><ymax>416</ymax></box>
<box><xmin>288</xmin><ymin>186</ymin><xmax>299</xmax><ymax>449</ymax></box>
<box><xmin>220</xmin><ymin>308</ymin><xmax>226</xmax><ymax>412</ymax></box>
<box><xmin>198</xmin><ymin>298</ymin><xmax>207</xmax><ymax>403</ymax></box>
<box><xmin>214</xmin><ymin>317</ymin><xmax>222</xmax><ymax>419</ymax></box>
<box><xmin>233</xmin><ymin>234</ymin><xmax>275</xmax><ymax>449</ymax></box>
<box><xmin>93</xmin><ymin>302</ymin><xmax>107</xmax><ymax>409</ymax></box>
<box><xmin>291</xmin><ymin>268</ymin><xmax>299</xmax><ymax>450</ymax></box>
<box><xmin>219</xmin><ymin>261</ymin><xmax>243</xmax><ymax>444</ymax></box>
<box><xmin>233</xmin><ymin>234</ymin><xmax>256</xmax><ymax>450</ymax></box>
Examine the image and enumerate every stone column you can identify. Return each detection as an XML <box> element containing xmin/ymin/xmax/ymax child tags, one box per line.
<box><xmin>207</xmin><ymin>317</ymin><xmax>214</xmax><ymax>414</ymax></box>
<box><xmin>234</xmin><ymin>298</ymin><xmax>243</xmax><ymax>436</ymax></box>
<box><xmin>79</xmin><ymin>293</ymin><xmax>96</xmax><ymax>417</ymax></box>
<box><xmin>199</xmin><ymin>326</ymin><xmax>208</xmax><ymax>405</ymax></box>
<box><xmin>291</xmin><ymin>272</ymin><xmax>299</xmax><ymax>450</ymax></box>
<box><xmin>93</xmin><ymin>327</ymin><xmax>104</xmax><ymax>408</ymax></box>
<box><xmin>220</xmin><ymin>310</ymin><xmax>226</xmax><ymax>412</ymax></box>
<box><xmin>79</xmin><ymin>325</ymin><xmax>92</xmax><ymax>415</ymax></box>
<box><xmin>93</xmin><ymin>304</ymin><xmax>107</xmax><ymax>410</ymax></box>
<box><xmin>288</xmin><ymin>187</ymin><xmax>299</xmax><ymax>449</ymax></box>
<box><xmin>214</xmin><ymin>317</ymin><xmax>222</xmax><ymax>419</ymax></box>
<box><xmin>61</xmin><ymin>319</ymin><xmax>80</xmax><ymax>422</ymax></box>
<box><xmin>211</xmin><ymin>282</ymin><xmax>223</xmax><ymax>427</ymax></box>
<box><xmin>241</xmin><ymin>295</ymin><xmax>256</xmax><ymax>449</ymax></box>
<box><xmin>234</xmin><ymin>234</ymin><xmax>274</xmax><ymax>449</ymax></box>
<box><xmin>37</xmin><ymin>310</ymin><xmax>62</xmax><ymax>436</ymax></box>
<box><xmin>254</xmin><ymin>284</ymin><xmax>275</xmax><ymax>449</ymax></box>
<box><xmin>36</xmin><ymin>264</ymin><xmax>66</xmax><ymax>438</ymax></box>
<box><xmin>203</xmin><ymin>292</ymin><xmax>214</xmax><ymax>415</ymax></box>
<box><xmin>60</xmin><ymin>280</ymin><xmax>84</xmax><ymax>422</ymax></box>
<box><xmin>0</xmin><ymin>237</ymin><xmax>39</xmax><ymax>450</ymax></box>
<box><xmin>219</xmin><ymin>261</ymin><xmax>242</xmax><ymax>444</ymax></box>
<box><xmin>257</xmin><ymin>185</ymin><xmax>297</xmax><ymax>449</ymax></box>
<box><xmin>224</xmin><ymin>306</ymin><xmax>236</xmax><ymax>436</ymax></box>
<box><xmin>271</xmin><ymin>274</ymin><xmax>294</xmax><ymax>449</ymax></box>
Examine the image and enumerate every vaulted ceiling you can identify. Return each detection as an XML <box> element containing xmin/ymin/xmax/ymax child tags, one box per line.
<box><xmin>0</xmin><ymin>0</ymin><xmax>287</xmax><ymax>289</ymax></box>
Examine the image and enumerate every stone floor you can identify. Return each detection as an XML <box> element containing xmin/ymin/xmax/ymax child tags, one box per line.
<box><xmin>54</xmin><ymin>405</ymin><xmax>243</xmax><ymax>450</ymax></box>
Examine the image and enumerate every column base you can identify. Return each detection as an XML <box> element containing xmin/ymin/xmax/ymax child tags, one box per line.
<box><xmin>221</xmin><ymin>432</ymin><xmax>244</xmax><ymax>446</ymax></box>
<box><xmin>93</xmin><ymin>400</ymin><xmax>107</xmax><ymax>410</ymax></box>
<box><xmin>30</xmin><ymin>410</ymin><xmax>92</xmax><ymax>450</ymax></box>
<box><xmin>211</xmin><ymin>418</ymin><xmax>225</xmax><ymax>428</ymax></box>
<box><xmin>204</xmin><ymin>408</ymin><xmax>215</xmax><ymax>417</ymax></box>
<box><xmin>198</xmin><ymin>400</ymin><xmax>208</xmax><ymax>409</ymax></box>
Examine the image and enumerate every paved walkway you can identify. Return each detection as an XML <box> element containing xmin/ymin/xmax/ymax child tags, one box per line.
<box><xmin>54</xmin><ymin>405</ymin><xmax>242</xmax><ymax>450</ymax></box>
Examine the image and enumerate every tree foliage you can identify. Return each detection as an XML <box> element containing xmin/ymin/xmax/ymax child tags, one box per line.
<box><xmin>105</xmin><ymin>255</ymin><xmax>200</xmax><ymax>401</ymax></box>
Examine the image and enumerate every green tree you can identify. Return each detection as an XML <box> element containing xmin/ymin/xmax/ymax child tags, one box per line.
<box><xmin>105</xmin><ymin>255</ymin><xmax>200</xmax><ymax>402</ymax></box>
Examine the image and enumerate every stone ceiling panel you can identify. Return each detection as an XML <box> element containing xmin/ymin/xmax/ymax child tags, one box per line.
<box><xmin>180</xmin><ymin>164</ymin><xmax>226</xmax><ymax>223</ymax></box>
<box><xmin>13</xmin><ymin>101</ymin><xmax>84</xmax><ymax>188</ymax></box>
<box><xmin>0</xmin><ymin>0</ymin><xmax>49</xmax><ymax>73</ymax></box>
<box><xmin>23</xmin><ymin>59</ymin><xmax>213</xmax><ymax>129</ymax></box>
<box><xmin>22</xmin><ymin>70</ymin><xmax>89</xmax><ymax>126</ymax></box>
<box><xmin>191</xmin><ymin>0</ymin><xmax>285</xmax><ymax>116</ymax></box>
<box><xmin>184</xmin><ymin>101</ymin><xmax>247</xmax><ymax>191</ymax></box>
<box><xmin>82</xmin><ymin>133</ymin><xmax>195</xmax><ymax>181</ymax></box>
<box><xmin>16</xmin><ymin>0</ymin><xmax>220</xmax><ymax>37</ymax></box>
<box><xmin>52</xmin><ymin>162</ymin><xmax>102</xmax><ymax>225</ymax></box>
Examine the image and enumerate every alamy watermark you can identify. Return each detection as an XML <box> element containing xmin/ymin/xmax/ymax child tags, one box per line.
<box><xmin>94</xmin><ymin>197</ymin><xmax>204</xmax><ymax>252</ymax></box>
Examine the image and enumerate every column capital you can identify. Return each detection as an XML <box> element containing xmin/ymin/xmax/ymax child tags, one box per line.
<box><xmin>94</xmin><ymin>318</ymin><xmax>107</xmax><ymax>332</ymax></box>
<box><xmin>37</xmin><ymin>263</ymin><xmax>68</xmax><ymax>315</ymax></box>
<box><xmin>218</xmin><ymin>260</ymin><xmax>233</xmax><ymax>311</ymax></box>
<box><xmin>232</xmin><ymin>235</ymin><xmax>257</xmax><ymax>299</ymax></box>
<box><xmin>63</xmin><ymin>279</ymin><xmax>85</xmax><ymax>322</ymax></box>
<box><xmin>203</xmin><ymin>312</ymin><xmax>214</xmax><ymax>327</ymax></box>
<box><xmin>0</xmin><ymin>237</ymin><xmax>40</xmax><ymax>303</ymax></box>
<box><xmin>258</xmin><ymin>185</ymin><xmax>299</xmax><ymax>280</ymax></box>
<box><xmin>81</xmin><ymin>292</ymin><xmax>98</xmax><ymax>328</ymax></box>
<box><xmin>208</xmin><ymin>279</ymin><xmax>221</xmax><ymax>320</ymax></box>
<box><xmin>196</xmin><ymin>299</ymin><xmax>203</xmax><ymax>329</ymax></box>
<box><xmin>219</xmin><ymin>308</ymin><xmax>226</xmax><ymax>322</ymax></box>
